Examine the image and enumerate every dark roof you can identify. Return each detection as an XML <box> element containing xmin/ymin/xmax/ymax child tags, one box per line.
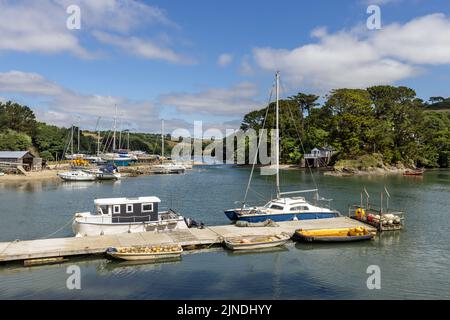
<box><xmin>0</xmin><ymin>151</ymin><xmax>33</xmax><ymax>159</ymax></box>
<box><xmin>317</xmin><ymin>146</ymin><xmax>334</xmax><ymax>151</ymax></box>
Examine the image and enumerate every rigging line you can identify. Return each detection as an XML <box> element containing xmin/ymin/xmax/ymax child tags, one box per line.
<box><xmin>248</xmin><ymin>186</ymin><xmax>271</xmax><ymax>202</ymax></box>
<box><xmin>279</xmin><ymin>79</ymin><xmax>319</xmax><ymax>192</ymax></box>
<box><xmin>242</xmin><ymin>81</ymin><xmax>275</xmax><ymax>207</ymax></box>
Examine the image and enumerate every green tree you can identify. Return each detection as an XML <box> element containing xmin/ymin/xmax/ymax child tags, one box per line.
<box><xmin>0</xmin><ymin>129</ymin><xmax>32</xmax><ymax>150</ymax></box>
<box><xmin>0</xmin><ymin>101</ymin><xmax>37</xmax><ymax>135</ymax></box>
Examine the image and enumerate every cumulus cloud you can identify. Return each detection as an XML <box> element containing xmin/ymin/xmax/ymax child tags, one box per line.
<box><xmin>253</xmin><ymin>13</ymin><xmax>450</xmax><ymax>91</ymax></box>
<box><xmin>0</xmin><ymin>70</ymin><xmax>161</xmax><ymax>130</ymax></box>
<box><xmin>159</xmin><ymin>83</ymin><xmax>261</xmax><ymax>117</ymax></box>
<box><xmin>0</xmin><ymin>0</ymin><xmax>91</xmax><ymax>57</ymax></box>
<box><xmin>0</xmin><ymin>70</ymin><xmax>243</xmax><ymax>133</ymax></box>
<box><xmin>218</xmin><ymin>53</ymin><xmax>233</xmax><ymax>67</ymax></box>
<box><xmin>0</xmin><ymin>0</ymin><xmax>189</xmax><ymax>63</ymax></box>
<box><xmin>93</xmin><ymin>31</ymin><xmax>195</xmax><ymax>64</ymax></box>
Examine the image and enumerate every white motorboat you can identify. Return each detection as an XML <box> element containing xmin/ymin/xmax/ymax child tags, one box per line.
<box><xmin>86</xmin><ymin>165</ymin><xmax>121</xmax><ymax>180</ymax></box>
<box><xmin>72</xmin><ymin>196</ymin><xmax>189</xmax><ymax>237</ymax></box>
<box><xmin>58</xmin><ymin>170</ymin><xmax>97</xmax><ymax>181</ymax></box>
<box><xmin>152</xmin><ymin>162</ymin><xmax>186</xmax><ymax>174</ymax></box>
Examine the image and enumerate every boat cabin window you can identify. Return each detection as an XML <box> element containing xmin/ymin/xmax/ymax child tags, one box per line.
<box><xmin>126</xmin><ymin>204</ymin><xmax>133</xmax><ymax>213</ymax></box>
<box><xmin>290</xmin><ymin>206</ymin><xmax>309</xmax><ymax>211</ymax></box>
<box><xmin>96</xmin><ymin>205</ymin><xmax>108</xmax><ymax>215</ymax></box>
<box><xmin>142</xmin><ymin>203</ymin><xmax>153</xmax><ymax>213</ymax></box>
<box><xmin>113</xmin><ymin>205</ymin><xmax>120</xmax><ymax>214</ymax></box>
<box><xmin>269</xmin><ymin>204</ymin><xmax>284</xmax><ymax>210</ymax></box>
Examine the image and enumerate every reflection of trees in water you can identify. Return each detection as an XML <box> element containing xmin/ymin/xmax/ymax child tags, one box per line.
<box><xmin>0</xmin><ymin>181</ymin><xmax>47</xmax><ymax>192</ymax></box>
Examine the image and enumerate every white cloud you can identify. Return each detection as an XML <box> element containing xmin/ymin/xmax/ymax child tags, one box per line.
<box><xmin>159</xmin><ymin>83</ymin><xmax>261</xmax><ymax>117</ymax></box>
<box><xmin>93</xmin><ymin>31</ymin><xmax>194</xmax><ymax>64</ymax></box>
<box><xmin>373</xmin><ymin>14</ymin><xmax>450</xmax><ymax>65</ymax></box>
<box><xmin>218</xmin><ymin>53</ymin><xmax>233</xmax><ymax>67</ymax></box>
<box><xmin>0</xmin><ymin>0</ymin><xmax>91</xmax><ymax>57</ymax></box>
<box><xmin>0</xmin><ymin>0</ymin><xmax>188</xmax><ymax>62</ymax></box>
<box><xmin>0</xmin><ymin>70</ymin><xmax>243</xmax><ymax>133</ymax></box>
<box><xmin>0</xmin><ymin>70</ymin><xmax>160</xmax><ymax>130</ymax></box>
<box><xmin>60</xmin><ymin>0</ymin><xmax>177</xmax><ymax>33</ymax></box>
<box><xmin>253</xmin><ymin>13</ymin><xmax>450</xmax><ymax>91</ymax></box>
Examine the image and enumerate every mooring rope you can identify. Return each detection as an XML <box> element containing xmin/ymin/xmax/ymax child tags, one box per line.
<box><xmin>37</xmin><ymin>216</ymin><xmax>75</xmax><ymax>240</ymax></box>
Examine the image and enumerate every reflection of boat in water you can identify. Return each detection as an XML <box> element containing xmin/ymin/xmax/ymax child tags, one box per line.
<box><xmin>106</xmin><ymin>245</ymin><xmax>183</xmax><ymax>261</ymax></box>
<box><xmin>224</xmin><ymin>233</ymin><xmax>291</xmax><ymax>251</ymax></box>
<box><xmin>72</xmin><ymin>196</ymin><xmax>188</xmax><ymax>237</ymax></box>
<box><xmin>225</xmin><ymin>245</ymin><xmax>289</xmax><ymax>256</ymax></box>
<box><xmin>99</xmin><ymin>256</ymin><xmax>182</xmax><ymax>274</ymax></box>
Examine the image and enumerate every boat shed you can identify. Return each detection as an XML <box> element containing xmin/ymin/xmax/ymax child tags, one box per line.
<box><xmin>303</xmin><ymin>147</ymin><xmax>335</xmax><ymax>168</ymax></box>
<box><xmin>0</xmin><ymin>151</ymin><xmax>42</xmax><ymax>173</ymax></box>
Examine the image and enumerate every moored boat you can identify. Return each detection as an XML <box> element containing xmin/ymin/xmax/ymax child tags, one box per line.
<box><xmin>152</xmin><ymin>162</ymin><xmax>186</xmax><ymax>174</ymax></box>
<box><xmin>223</xmin><ymin>233</ymin><xmax>291</xmax><ymax>251</ymax></box>
<box><xmin>72</xmin><ymin>196</ymin><xmax>189</xmax><ymax>237</ymax></box>
<box><xmin>224</xmin><ymin>72</ymin><xmax>340</xmax><ymax>223</ymax></box>
<box><xmin>106</xmin><ymin>245</ymin><xmax>183</xmax><ymax>261</ymax></box>
<box><xmin>58</xmin><ymin>170</ymin><xmax>97</xmax><ymax>181</ymax></box>
<box><xmin>294</xmin><ymin>227</ymin><xmax>373</xmax><ymax>242</ymax></box>
<box><xmin>225</xmin><ymin>196</ymin><xmax>340</xmax><ymax>223</ymax></box>
<box><xmin>403</xmin><ymin>169</ymin><xmax>424</xmax><ymax>176</ymax></box>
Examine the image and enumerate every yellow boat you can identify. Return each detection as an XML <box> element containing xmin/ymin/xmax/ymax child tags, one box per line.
<box><xmin>295</xmin><ymin>227</ymin><xmax>373</xmax><ymax>243</ymax></box>
<box><xmin>106</xmin><ymin>245</ymin><xmax>183</xmax><ymax>261</ymax></box>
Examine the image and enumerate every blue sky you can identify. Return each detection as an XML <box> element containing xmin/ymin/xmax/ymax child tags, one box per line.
<box><xmin>0</xmin><ymin>0</ymin><xmax>450</xmax><ymax>136</ymax></box>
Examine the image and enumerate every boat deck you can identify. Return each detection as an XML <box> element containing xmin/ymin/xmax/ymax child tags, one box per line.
<box><xmin>0</xmin><ymin>217</ymin><xmax>376</xmax><ymax>263</ymax></box>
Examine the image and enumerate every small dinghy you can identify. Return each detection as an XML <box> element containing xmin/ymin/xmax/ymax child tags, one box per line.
<box><xmin>223</xmin><ymin>233</ymin><xmax>291</xmax><ymax>251</ymax></box>
<box><xmin>295</xmin><ymin>227</ymin><xmax>373</xmax><ymax>243</ymax></box>
<box><xmin>106</xmin><ymin>245</ymin><xmax>183</xmax><ymax>261</ymax></box>
<box><xmin>403</xmin><ymin>169</ymin><xmax>424</xmax><ymax>176</ymax></box>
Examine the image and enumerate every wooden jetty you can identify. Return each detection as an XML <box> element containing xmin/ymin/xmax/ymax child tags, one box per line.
<box><xmin>0</xmin><ymin>217</ymin><xmax>376</xmax><ymax>264</ymax></box>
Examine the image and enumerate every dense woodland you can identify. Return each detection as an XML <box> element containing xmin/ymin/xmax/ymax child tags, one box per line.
<box><xmin>240</xmin><ymin>85</ymin><xmax>450</xmax><ymax>168</ymax></box>
<box><xmin>1</xmin><ymin>85</ymin><xmax>450</xmax><ymax>168</ymax></box>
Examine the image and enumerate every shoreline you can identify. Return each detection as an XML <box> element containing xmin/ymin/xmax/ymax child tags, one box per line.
<box><xmin>0</xmin><ymin>162</ymin><xmax>211</xmax><ymax>184</ymax></box>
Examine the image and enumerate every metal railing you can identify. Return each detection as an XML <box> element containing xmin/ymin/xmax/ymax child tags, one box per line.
<box><xmin>77</xmin><ymin>211</ymin><xmax>181</xmax><ymax>224</ymax></box>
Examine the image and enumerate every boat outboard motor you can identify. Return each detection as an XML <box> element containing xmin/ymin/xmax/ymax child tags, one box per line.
<box><xmin>184</xmin><ymin>217</ymin><xmax>205</xmax><ymax>229</ymax></box>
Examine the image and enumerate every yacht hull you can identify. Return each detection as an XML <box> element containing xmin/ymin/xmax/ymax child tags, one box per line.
<box><xmin>224</xmin><ymin>210</ymin><xmax>340</xmax><ymax>222</ymax></box>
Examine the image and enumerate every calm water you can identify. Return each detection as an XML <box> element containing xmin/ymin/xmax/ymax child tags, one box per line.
<box><xmin>0</xmin><ymin>166</ymin><xmax>449</xmax><ymax>299</ymax></box>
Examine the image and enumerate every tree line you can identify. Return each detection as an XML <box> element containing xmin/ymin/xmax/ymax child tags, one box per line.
<box><xmin>239</xmin><ymin>85</ymin><xmax>450</xmax><ymax>168</ymax></box>
<box><xmin>0</xmin><ymin>101</ymin><xmax>173</xmax><ymax>160</ymax></box>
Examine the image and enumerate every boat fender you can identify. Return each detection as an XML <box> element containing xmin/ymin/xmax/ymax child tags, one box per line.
<box><xmin>355</xmin><ymin>208</ymin><xmax>366</xmax><ymax>219</ymax></box>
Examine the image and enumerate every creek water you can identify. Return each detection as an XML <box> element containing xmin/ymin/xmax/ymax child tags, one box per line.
<box><xmin>0</xmin><ymin>166</ymin><xmax>449</xmax><ymax>299</ymax></box>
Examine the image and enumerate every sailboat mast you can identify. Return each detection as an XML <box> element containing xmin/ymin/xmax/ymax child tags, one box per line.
<box><xmin>275</xmin><ymin>71</ymin><xmax>280</xmax><ymax>197</ymax></box>
<box><xmin>113</xmin><ymin>105</ymin><xmax>117</xmax><ymax>151</ymax></box>
<box><xmin>70</xmin><ymin>124</ymin><xmax>74</xmax><ymax>155</ymax></box>
<box><xmin>161</xmin><ymin>119</ymin><xmax>165</xmax><ymax>158</ymax></box>
<box><xmin>127</xmin><ymin>130</ymin><xmax>130</xmax><ymax>151</ymax></box>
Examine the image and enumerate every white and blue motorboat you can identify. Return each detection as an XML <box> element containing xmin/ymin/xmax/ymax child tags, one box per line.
<box><xmin>225</xmin><ymin>193</ymin><xmax>340</xmax><ymax>222</ymax></box>
<box><xmin>224</xmin><ymin>72</ymin><xmax>340</xmax><ymax>223</ymax></box>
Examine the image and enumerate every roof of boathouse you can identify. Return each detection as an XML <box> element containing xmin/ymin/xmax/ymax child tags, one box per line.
<box><xmin>94</xmin><ymin>196</ymin><xmax>161</xmax><ymax>206</ymax></box>
<box><xmin>0</xmin><ymin>151</ymin><xmax>33</xmax><ymax>159</ymax></box>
